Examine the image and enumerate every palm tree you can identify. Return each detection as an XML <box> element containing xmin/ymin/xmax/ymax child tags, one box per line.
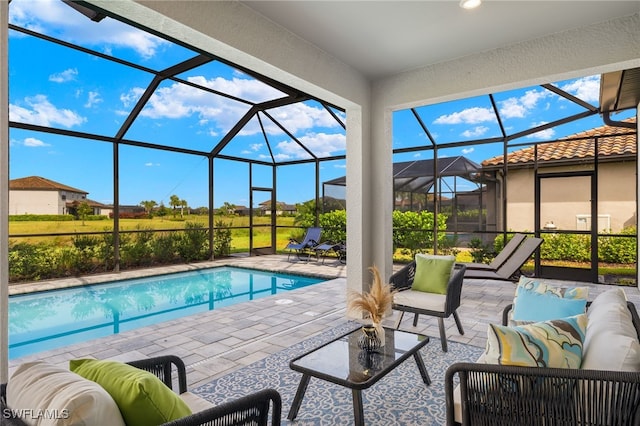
<box><xmin>169</xmin><ymin>195</ymin><xmax>181</xmax><ymax>218</ymax></box>
<box><xmin>180</xmin><ymin>199</ymin><xmax>188</xmax><ymax>218</ymax></box>
<box><xmin>140</xmin><ymin>200</ymin><xmax>157</xmax><ymax>217</ymax></box>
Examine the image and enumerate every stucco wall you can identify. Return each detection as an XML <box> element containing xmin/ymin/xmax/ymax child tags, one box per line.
<box><xmin>9</xmin><ymin>190</ymin><xmax>62</xmax><ymax>215</ymax></box>
<box><xmin>504</xmin><ymin>162</ymin><xmax>636</xmax><ymax>233</ymax></box>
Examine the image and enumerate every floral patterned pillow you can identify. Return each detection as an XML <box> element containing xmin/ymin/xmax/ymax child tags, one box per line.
<box><xmin>484</xmin><ymin>314</ymin><xmax>587</xmax><ymax>369</ymax></box>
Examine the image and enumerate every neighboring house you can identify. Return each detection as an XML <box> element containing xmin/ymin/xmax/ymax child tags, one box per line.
<box><xmin>9</xmin><ymin>176</ymin><xmax>108</xmax><ymax>216</ymax></box>
<box><xmin>481</xmin><ymin>118</ymin><xmax>637</xmax><ymax>233</ymax></box>
<box><xmin>257</xmin><ymin>200</ymin><xmax>297</xmax><ymax>215</ymax></box>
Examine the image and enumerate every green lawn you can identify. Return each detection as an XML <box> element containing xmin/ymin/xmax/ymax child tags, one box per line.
<box><xmin>9</xmin><ymin>215</ymin><xmax>301</xmax><ymax>253</ymax></box>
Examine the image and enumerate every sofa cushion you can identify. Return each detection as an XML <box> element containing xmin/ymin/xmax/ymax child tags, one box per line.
<box><xmin>69</xmin><ymin>359</ymin><xmax>191</xmax><ymax>426</ymax></box>
<box><xmin>179</xmin><ymin>392</ymin><xmax>213</xmax><ymax>414</ymax></box>
<box><xmin>516</xmin><ymin>276</ymin><xmax>589</xmax><ymax>300</ymax></box>
<box><xmin>582</xmin><ymin>288</ymin><xmax>640</xmax><ymax>372</ymax></box>
<box><xmin>511</xmin><ymin>287</ymin><xmax>587</xmax><ymax>323</ymax></box>
<box><xmin>411</xmin><ymin>254</ymin><xmax>455</xmax><ymax>294</ymax></box>
<box><xmin>510</xmin><ymin>277</ymin><xmax>588</xmax><ymax>326</ymax></box>
<box><xmin>7</xmin><ymin>361</ymin><xmax>125</xmax><ymax>426</ymax></box>
<box><xmin>484</xmin><ymin>314</ymin><xmax>587</xmax><ymax>368</ymax></box>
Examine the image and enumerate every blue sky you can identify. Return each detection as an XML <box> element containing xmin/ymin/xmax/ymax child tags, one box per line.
<box><xmin>8</xmin><ymin>0</ymin><xmax>634</xmax><ymax>209</ymax></box>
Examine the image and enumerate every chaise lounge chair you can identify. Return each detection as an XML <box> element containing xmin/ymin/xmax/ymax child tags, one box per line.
<box><xmin>312</xmin><ymin>241</ymin><xmax>346</xmax><ymax>264</ymax></box>
<box><xmin>462</xmin><ymin>233</ymin><xmax>526</xmax><ymax>271</ymax></box>
<box><xmin>463</xmin><ymin>237</ymin><xmax>544</xmax><ymax>281</ymax></box>
<box><xmin>285</xmin><ymin>227</ymin><xmax>322</xmax><ymax>261</ymax></box>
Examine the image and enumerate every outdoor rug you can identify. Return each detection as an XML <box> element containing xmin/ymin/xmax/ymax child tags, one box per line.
<box><xmin>192</xmin><ymin>321</ymin><xmax>484</xmax><ymax>425</ymax></box>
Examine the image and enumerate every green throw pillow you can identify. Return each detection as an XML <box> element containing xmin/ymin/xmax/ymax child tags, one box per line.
<box><xmin>411</xmin><ymin>254</ymin><xmax>456</xmax><ymax>294</ymax></box>
<box><xmin>69</xmin><ymin>359</ymin><xmax>192</xmax><ymax>426</ymax></box>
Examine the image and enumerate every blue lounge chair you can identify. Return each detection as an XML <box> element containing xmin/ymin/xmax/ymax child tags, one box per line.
<box><xmin>286</xmin><ymin>227</ymin><xmax>322</xmax><ymax>261</ymax></box>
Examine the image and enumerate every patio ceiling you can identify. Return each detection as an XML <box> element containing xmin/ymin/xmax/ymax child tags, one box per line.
<box><xmin>241</xmin><ymin>1</ymin><xmax>640</xmax><ymax>80</ymax></box>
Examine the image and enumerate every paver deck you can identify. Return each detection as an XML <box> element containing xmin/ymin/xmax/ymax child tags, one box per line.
<box><xmin>7</xmin><ymin>255</ymin><xmax>640</xmax><ymax>389</ymax></box>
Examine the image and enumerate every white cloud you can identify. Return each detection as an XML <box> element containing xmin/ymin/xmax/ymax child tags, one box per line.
<box><xmin>499</xmin><ymin>89</ymin><xmax>547</xmax><ymax>119</ymax></box>
<box><xmin>526</xmin><ymin>122</ymin><xmax>555</xmax><ymax>140</ymax></box>
<box><xmin>23</xmin><ymin>137</ymin><xmax>50</xmax><ymax>147</ymax></box>
<box><xmin>462</xmin><ymin>147</ymin><xmax>474</xmax><ymax>155</ymax></box>
<box><xmin>413</xmin><ymin>152</ymin><xmax>422</xmax><ymax>158</ymax></box>
<box><xmin>9</xmin><ymin>0</ymin><xmax>168</xmax><ymax>59</ymax></box>
<box><xmin>274</xmin><ymin>132</ymin><xmax>346</xmax><ymax>160</ymax></box>
<box><xmin>122</xmin><ymin>77</ymin><xmax>343</xmax><ymax>137</ymax></box>
<box><xmin>84</xmin><ymin>91</ymin><xmax>102</xmax><ymax>108</ymax></box>
<box><xmin>144</xmin><ymin>162</ymin><xmax>160</xmax><ymax>167</ymax></box>
<box><xmin>559</xmin><ymin>75</ymin><xmax>600</xmax><ymax>103</ymax></box>
<box><xmin>461</xmin><ymin>126</ymin><xmax>489</xmax><ymax>138</ymax></box>
<box><xmin>49</xmin><ymin>68</ymin><xmax>78</xmax><ymax>83</ymax></box>
<box><xmin>10</xmin><ymin>95</ymin><xmax>85</xmax><ymax>128</ymax></box>
<box><xmin>433</xmin><ymin>107</ymin><xmax>495</xmax><ymax>125</ymax></box>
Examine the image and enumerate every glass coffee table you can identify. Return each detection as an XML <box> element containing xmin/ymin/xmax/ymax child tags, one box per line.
<box><xmin>287</xmin><ymin>326</ymin><xmax>431</xmax><ymax>425</ymax></box>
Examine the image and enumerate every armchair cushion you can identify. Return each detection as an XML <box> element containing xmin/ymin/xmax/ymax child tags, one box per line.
<box><xmin>7</xmin><ymin>361</ymin><xmax>125</xmax><ymax>426</ymax></box>
<box><xmin>484</xmin><ymin>313</ymin><xmax>587</xmax><ymax>368</ymax></box>
<box><xmin>411</xmin><ymin>254</ymin><xmax>456</xmax><ymax>294</ymax></box>
<box><xmin>69</xmin><ymin>359</ymin><xmax>191</xmax><ymax>426</ymax></box>
<box><xmin>393</xmin><ymin>290</ymin><xmax>447</xmax><ymax>312</ymax></box>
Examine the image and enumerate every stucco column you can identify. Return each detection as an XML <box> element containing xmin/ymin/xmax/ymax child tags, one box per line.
<box><xmin>345</xmin><ymin>101</ymin><xmax>379</xmax><ymax>297</ymax></box>
<box><xmin>368</xmin><ymin>97</ymin><xmax>394</xmax><ymax>282</ymax></box>
<box><xmin>1</xmin><ymin>0</ymin><xmax>9</xmax><ymax>384</ymax></box>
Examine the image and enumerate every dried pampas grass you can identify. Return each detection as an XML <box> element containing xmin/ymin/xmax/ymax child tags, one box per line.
<box><xmin>347</xmin><ymin>265</ymin><xmax>395</xmax><ymax>326</ymax></box>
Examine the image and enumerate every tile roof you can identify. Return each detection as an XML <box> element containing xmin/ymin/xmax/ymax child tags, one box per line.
<box><xmin>66</xmin><ymin>199</ymin><xmax>108</xmax><ymax>208</ymax></box>
<box><xmin>482</xmin><ymin>117</ymin><xmax>637</xmax><ymax>167</ymax></box>
<box><xmin>9</xmin><ymin>176</ymin><xmax>88</xmax><ymax>194</ymax></box>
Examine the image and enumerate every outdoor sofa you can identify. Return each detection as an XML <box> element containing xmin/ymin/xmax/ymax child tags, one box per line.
<box><xmin>445</xmin><ymin>285</ymin><xmax>640</xmax><ymax>425</ymax></box>
<box><xmin>1</xmin><ymin>355</ymin><xmax>281</xmax><ymax>426</ymax></box>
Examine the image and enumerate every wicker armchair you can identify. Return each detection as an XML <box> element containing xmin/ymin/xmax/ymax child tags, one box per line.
<box><xmin>445</xmin><ymin>302</ymin><xmax>640</xmax><ymax>426</ymax></box>
<box><xmin>389</xmin><ymin>262</ymin><xmax>466</xmax><ymax>352</ymax></box>
<box><xmin>1</xmin><ymin>355</ymin><xmax>282</xmax><ymax>426</ymax></box>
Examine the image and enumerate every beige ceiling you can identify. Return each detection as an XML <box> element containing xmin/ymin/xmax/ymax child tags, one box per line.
<box><xmin>241</xmin><ymin>1</ymin><xmax>640</xmax><ymax>79</ymax></box>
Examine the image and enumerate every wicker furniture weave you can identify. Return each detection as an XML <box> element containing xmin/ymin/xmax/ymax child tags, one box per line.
<box><xmin>389</xmin><ymin>262</ymin><xmax>466</xmax><ymax>352</ymax></box>
<box><xmin>1</xmin><ymin>355</ymin><xmax>282</xmax><ymax>426</ymax></box>
<box><xmin>445</xmin><ymin>302</ymin><xmax>640</xmax><ymax>426</ymax></box>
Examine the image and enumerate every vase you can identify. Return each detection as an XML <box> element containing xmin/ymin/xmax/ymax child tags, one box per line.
<box><xmin>357</xmin><ymin>325</ymin><xmax>382</xmax><ymax>352</ymax></box>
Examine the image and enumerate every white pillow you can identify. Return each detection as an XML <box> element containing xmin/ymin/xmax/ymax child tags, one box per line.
<box><xmin>582</xmin><ymin>288</ymin><xmax>640</xmax><ymax>372</ymax></box>
<box><xmin>7</xmin><ymin>362</ymin><xmax>126</xmax><ymax>426</ymax></box>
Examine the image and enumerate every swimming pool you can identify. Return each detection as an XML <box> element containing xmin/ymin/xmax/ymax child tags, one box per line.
<box><xmin>9</xmin><ymin>266</ymin><xmax>324</xmax><ymax>360</ymax></box>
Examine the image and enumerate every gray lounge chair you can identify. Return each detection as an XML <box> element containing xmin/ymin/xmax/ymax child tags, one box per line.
<box><xmin>285</xmin><ymin>227</ymin><xmax>322</xmax><ymax>261</ymax></box>
<box><xmin>464</xmin><ymin>237</ymin><xmax>543</xmax><ymax>281</ymax></box>
<box><xmin>462</xmin><ymin>233</ymin><xmax>526</xmax><ymax>271</ymax></box>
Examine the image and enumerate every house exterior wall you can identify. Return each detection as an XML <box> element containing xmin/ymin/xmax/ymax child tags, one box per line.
<box><xmin>503</xmin><ymin>162</ymin><xmax>636</xmax><ymax>233</ymax></box>
<box><xmin>9</xmin><ymin>189</ymin><xmax>87</xmax><ymax>215</ymax></box>
<box><xmin>9</xmin><ymin>190</ymin><xmax>63</xmax><ymax>215</ymax></box>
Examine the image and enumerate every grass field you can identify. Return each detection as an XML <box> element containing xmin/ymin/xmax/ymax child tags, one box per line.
<box><xmin>9</xmin><ymin>215</ymin><xmax>301</xmax><ymax>253</ymax></box>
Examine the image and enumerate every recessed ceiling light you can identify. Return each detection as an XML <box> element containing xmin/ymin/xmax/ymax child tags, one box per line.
<box><xmin>460</xmin><ymin>0</ymin><xmax>482</xmax><ymax>10</ymax></box>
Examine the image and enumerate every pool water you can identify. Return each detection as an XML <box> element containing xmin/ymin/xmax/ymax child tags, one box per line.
<box><xmin>9</xmin><ymin>266</ymin><xmax>324</xmax><ymax>359</ymax></box>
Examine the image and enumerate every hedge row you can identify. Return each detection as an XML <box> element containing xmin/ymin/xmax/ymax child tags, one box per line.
<box><xmin>490</xmin><ymin>228</ymin><xmax>636</xmax><ymax>264</ymax></box>
<box><xmin>9</xmin><ymin>222</ymin><xmax>233</xmax><ymax>282</ymax></box>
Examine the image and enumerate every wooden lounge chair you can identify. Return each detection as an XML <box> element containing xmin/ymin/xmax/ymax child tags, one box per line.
<box><xmin>462</xmin><ymin>233</ymin><xmax>526</xmax><ymax>271</ymax></box>
<box><xmin>285</xmin><ymin>227</ymin><xmax>322</xmax><ymax>261</ymax></box>
<box><xmin>463</xmin><ymin>237</ymin><xmax>543</xmax><ymax>281</ymax></box>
